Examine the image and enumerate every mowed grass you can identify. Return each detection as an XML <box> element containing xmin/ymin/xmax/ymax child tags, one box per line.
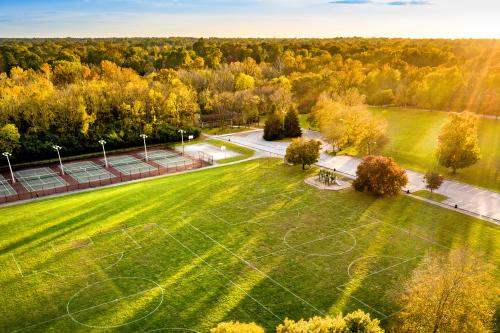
<box><xmin>0</xmin><ymin>159</ymin><xmax>498</xmax><ymax>332</ymax></box>
<box><xmin>370</xmin><ymin>107</ymin><xmax>500</xmax><ymax>191</ymax></box>
<box><xmin>301</xmin><ymin>108</ymin><xmax>500</xmax><ymax>191</ymax></box>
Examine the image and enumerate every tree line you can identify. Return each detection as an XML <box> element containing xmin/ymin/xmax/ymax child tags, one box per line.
<box><xmin>0</xmin><ymin>37</ymin><xmax>497</xmax><ymax>162</ymax></box>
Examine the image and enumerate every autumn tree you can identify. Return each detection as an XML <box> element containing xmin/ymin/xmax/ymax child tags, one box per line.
<box><xmin>313</xmin><ymin>91</ymin><xmax>388</xmax><ymax>154</ymax></box>
<box><xmin>396</xmin><ymin>248</ymin><xmax>497</xmax><ymax>333</ymax></box>
<box><xmin>353</xmin><ymin>155</ymin><xmax>408</xmax><ymax>196</ymax></box>
<box><xmin>0</xmin><ymin>124</ymin><xmax>20</xmax><ymax>152</ymax></box>
<box><xmin>277</xmin><ymin>310</ymin><xmax>383</xmax><ymax>333</ymax></box>
<box><xmin>423</xmin><ymin>171</ymin><xmax>444</xmax><ymax>193</ymax></box>
<box><xmin>263</xmin><ymin>111</ymin><xmax>283</xmax><ymax>141</ymax></box>
<box><xmin>235</xmin><ymin>73</ymin><xmax>255</xmax><ymax>91</ymax></box>
<box><xmin>283</xmin><ymin>108</ymin><xmax>302</xmax><ymax>138</ymax></box>
<box><xmin>211</xmin><ymin>321</ymin><xmax>264</xmax><ymax>333</ymax></box>
<box><xmin>436</xmin><ymin>112</ymin><xmax>481</xmax><ymax>173</ymax></box>
<box><xmin>285</xmin><ymin>138</ymin><xmax>321</xmax><ymax>170</ymax></box>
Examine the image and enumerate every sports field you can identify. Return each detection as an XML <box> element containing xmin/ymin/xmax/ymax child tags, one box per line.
<box><xmin>0</xmin><ymin>159</ymin><xmax>498</xmax><ymax>332</ymax></box>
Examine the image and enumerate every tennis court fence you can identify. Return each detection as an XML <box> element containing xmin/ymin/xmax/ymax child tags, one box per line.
<box><xmin>0</xmin><ymin>150</ymin><xmax>213</xmax><ymax>204</ymax></box>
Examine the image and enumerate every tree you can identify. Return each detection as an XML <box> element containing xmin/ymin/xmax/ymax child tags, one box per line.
<box><xmin>0</xmin><ymin>124</ymin><xmax>21</xmax><ymax>152</ymax></box>
<box><xmin>263</xmin><ymin>111</ymin><xmax>283</xmax><ymax>141</ymax></box>
<box><xmin>277</xmin><ymin>310</ymin><xmax>383</xmax><ymax>333</ymax></box>
<box><xmin>235</xmin><ymin>73</ymin><xmax>255</xmax><ymax>91</ymax></box>
<box><xmin>423</xmin><ymin>171</ymin><xmax>444</xmax><ymax>193</ymax></box>
<box><xmin>436</xmin><ymin>112</ymin><xmax>481</xmax><ymax>173</ymax></box>
<box><xmin>283</xmin><ymin>108</ymin><xmax>302</xmax><ymax>138</ymax></box>
<box><xmin>353</xmin><ymin>155</ymin><xmax>408</xmax><ymax>196</ymax></box>
<box><xmin>396</xmin><ymin>248</ymin><xmax>497</xmax><ymax>333</ymax></box>
<box><xmin>211</xmin><ymin>321</ymin><xmax>264</xmax><ymax>333</ymax></box>
<box><xmin>285</xmin><ymin>138</ymin><xmax>321</xmax><ymax>170</ymax></box>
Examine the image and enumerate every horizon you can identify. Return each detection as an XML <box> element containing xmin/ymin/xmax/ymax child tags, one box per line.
<box><xmin>0</xmin><ymin>0</ymin><xmax>498</xmax><ymax>39</ymax></box>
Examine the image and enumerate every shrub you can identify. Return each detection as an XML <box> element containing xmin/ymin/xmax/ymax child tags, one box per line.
<box><xmin>277</xmin><ymin>310</ymin><xmax>383</xmax><ymax>333</ymax></box>
<box><xmin>353</xmin><ymin>155</ymin><xmax>408</xmax><ymax>196</ymax></box>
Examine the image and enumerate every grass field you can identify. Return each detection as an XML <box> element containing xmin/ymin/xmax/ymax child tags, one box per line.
<box><xmin>0</xmin><ymin>159</ymin><xmax>498</xmax><ymax>332</ymax></box>
<box><xmin>300</xmin><ymin>108</ymin><xmax>500</xmax><ymax>191</ymax></box>
<box><xmin>205</xmin><ymin>139</ymin><xmax>255</xmax><ymax>164</ymax></box>
<box><xmin>412</xmin><ymin>190</ymin><xmax>449</xmax><ymax>203</ymax></box>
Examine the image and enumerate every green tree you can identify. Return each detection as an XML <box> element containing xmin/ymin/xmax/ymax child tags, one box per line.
<box><xmin>396</xmin><ymin>248</ymin><xmax>497</xmax><ymax>333</ymax></box>
<box><xmin>283</xmin><ymin>108</ymin><xmax>302</xmax><ymax>138</ymax></box>
<box><xmin>211</xmin><ymin>321</ymin><xmax>264</xmax><ymax>333</ymax></box>
<box><xmin>353</xmin><ymin>155</ymin><xmax>408</xmax><ymax>196</ymax></box>
<box><xmin>285</xmin><ymin>137</ymin><xmax>321</xmax><ymax>170</ymax></box>
<box><xmin>436</xmin><ymin>112</ymin><xmax>481</xmax><ymax>173</ymax></box>
<box><xmin>277</xmin><ymin>310</ymin><xmax>383</xmax><ymax>333</ymax></box>
<box><xmin>0</xmin><ymin>124</ymin><xmax>21</xmax><ymax>153</ymax></box>
<box><xmin>423</xmin><ymin>171</ymin><xmax>444</xmax><ymax>193</ymax></box>
<box><xmin>263</xmin><ymin>111</ymin><xmax>283</xmax><ymax>141</ymax></box>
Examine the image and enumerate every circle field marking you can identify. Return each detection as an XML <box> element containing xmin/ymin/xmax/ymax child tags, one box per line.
<box><xmin>66</xmin><ymin>276</ymin><xmax>164</xmax><ymax>329</ymax></box>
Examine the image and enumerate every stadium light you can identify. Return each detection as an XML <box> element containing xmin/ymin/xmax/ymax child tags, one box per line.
<box><xmin>2</xmin><ymin>152</ymin><xmax>15</xmax><ymax>183</ymax></box>
<box><xmin>52</xmin><ymin>145</ymin><xmax>64</xmax><ymax>175</ymax></box>
<box><xmin>178</xmin><ymin>129</ymin><xmax>186</xmax><ymax>155</ymax></box>
<box><xmin>99</xmin><ymin>139</ymin><xmax>108</xmax><ymax>168</ymax></box>
<box><xmin>140</xmin><ymin>134</ymin><xmax>148</xmax><ymax>161</ymax></box>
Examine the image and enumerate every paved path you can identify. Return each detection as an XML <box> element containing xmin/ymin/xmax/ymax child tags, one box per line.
<box><xmin>214</xmin><ymin>129</ymin><xmax>500</xmax><ymax>223</ymax></box>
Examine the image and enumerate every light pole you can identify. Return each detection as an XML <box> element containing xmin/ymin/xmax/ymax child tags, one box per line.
<box><xmin>52</xmin><ymin>145</ymin><xmax>64</xmax><ymax>175</ymax></box>
<box><xmin>2</xmin><ymin>152</ymin><xmax>15</xmax><ymax>183</ymax></box>
<box><xmin>140</xmin><ymin>134</ymin><xmax>148</xmax><ymax>161</ymax></box>
<box><xmin>99</xmin><ymin>139</ymin><xmax>108</xmax><ymax>168</ymax></box>
<box><xmin>367</xmin><ymin>141</ymin><xmax>376</xmax><ymax>155</ymax></box>
<box><xmin>178</xmin><ymin>129</ymin><xmax>185</xmax><ymax>155</ymax></box>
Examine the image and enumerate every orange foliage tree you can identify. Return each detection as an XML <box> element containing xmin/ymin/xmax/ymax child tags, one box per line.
<box><xmin>353</xmin><ymin>155</ymin><xmax>408</xmax><ymax>196</ymax></box>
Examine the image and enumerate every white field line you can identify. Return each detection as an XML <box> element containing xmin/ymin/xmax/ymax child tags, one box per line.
<box><xmin>68</xmin><ymin>286</ymin><xmax>161</xmax><ymax>316</ymax></box>
<box><xmin>12</xmin><ymin>285</ymin><xmax>163</xmax><ymax>332</ymax></box>
<box><xmin>122</xmin><ymin>229</ymin><xmax>142</xmax><ymax>249</ymax></box>
<box><xmin>335</xmin><ymin>290</ymin><xmax>388</xmax><ymax>318</ymax></box>
<box><xmin>185</xmin><ymin>220</ymin><xmax>326</xmax><ymax>317</ymax></box>
<box><xmin>11</xmin><ymin>253</ymin><xmax>24</xmax><ymax>277</ymax></box>
<box><xmin>158</xmin><ymin>225</ymin><xmax>281</xmax><ymax>321</ymax></box>
<box><xmin>338</xmin><ymin>256</ymin><xmax>420</xmax><ymax>289</ymax></box>
<box><xmin>252</xmin><ymin>220</ymin><xmax>380</xmax><ymax>260</ymax></box>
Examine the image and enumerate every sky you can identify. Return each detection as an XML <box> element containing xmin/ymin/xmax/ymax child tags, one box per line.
<box><xmin>0</xmin><ymin>0</ymin><xmax>498</xmax><ymax>38</ymax></box>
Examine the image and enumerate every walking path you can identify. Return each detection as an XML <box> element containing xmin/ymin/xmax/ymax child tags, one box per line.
<box><xmin>213</xmin><ymin>129</ymin><xmax>500</xmax><ymax>223</ymax></box>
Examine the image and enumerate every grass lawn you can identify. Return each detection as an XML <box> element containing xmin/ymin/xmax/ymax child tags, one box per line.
<box><xmin>202</xmin><ymin>127</ymin><xmax>256</xmax><ymax>135</ymax></box>
<box><xmin>369</xmin><ymin>107</ymin><xmax>500</xmax><ymax>192</ymax></box>
<box><xmin>205</xmin><ymin>139</ymin><xmax>255</xmax><ymax>163</ymax></box>
<box><xmin>412</xmin><ymin>190</ymin><xmax>449</xmax><ymax>203</ymax></box>
<box><xmin>0</xmin><ymin>159</ymin><xmax>498</xmax><ymax>332</ymax></box>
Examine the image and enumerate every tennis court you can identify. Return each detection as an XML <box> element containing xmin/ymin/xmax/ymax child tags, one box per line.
<box><xmin>138</xmin><ymin>150</ymin><xmax>190</xmax><ymax>168</ymax></box>
<box><xmin>0</xmin><ymin>175</ymin><xmax>16</xmax><ymax>196</ymax></box>
<box><xmin>65</xmin><ymin>161</ymin><xmax>115</xmax><ymax>183</ymax></box>
<box><xmin>14</xmin><ymin>167</ymin><xmax>67</xmax><ymax>192</ymax></box>
<box><xmin>106</xmin><ymin>155</ymin><xmax>156</xmax><ymax>175</ymax></box>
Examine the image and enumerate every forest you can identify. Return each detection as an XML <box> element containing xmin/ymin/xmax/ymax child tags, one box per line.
<box><xmin>0</xmin><ymin>38</ymin><xmax>498</xmax><ymax>162</ymax></box>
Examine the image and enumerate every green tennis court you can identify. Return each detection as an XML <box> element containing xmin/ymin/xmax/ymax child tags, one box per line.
<box><xmin>138</xmin><ymin>150</ymin><xmax>190</xmax><ymax>168</ymax></box>
<box><xmin>0</xmin><ymin>175</ymin><xmax>16</xmax><ymax>196</ymax></box>
<box><xmin>65</xmin><ymin>161</ymin><xmax>115</xmax><ymax>183</ymax></box>
<box><xmin>106</xmin><ymin>155</ymin><xmax>156</xmax><ymax>175</ymax></box>
<box><xmin>14</xmin><ymin>167</ymin><xmax>67</xmax><ymax>192</ymax></box>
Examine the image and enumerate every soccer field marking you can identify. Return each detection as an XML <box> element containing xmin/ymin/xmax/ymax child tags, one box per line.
<box><xmin>346</xmin><ymin>255</ymin><xmax>407</xmax><ymax>279</ymax></box>
<box><xmin>158</xmin><ymin>225</ymin><xmax>282</xmax><ymax>321</ymax></box>
<box><xmin>184</xmin><ymin>220</ymin><xmax>327</xmax><ymax>317</ymax></box>
<box><xmin>283</xmin><ymin>227</ymin><xmax>357</xmax><ymax>257</ymax></box>
<box><xmin>10</xmin><ymin>253</ymin><xmax>24</xmax><ymax>277</ymax></box>
<box><xmin>251</xmin><ymin>220</ymin><xmax>380</xmax><ymax>261</ymax></box>
<box><xmin>12</xmin><ymin>227</ymin><xmax>144</xmax><ymax>279</ymax></box>
<box><xmin>66</xmin><ymin>277</ymin><xmax>165</xmax><ymax>329</ymax></box>
<box><xmin>123</xmin><ymin>229</ymin><xmax>143</xmax><ymax>249</ymax></box>
<box><xmin>335</xmin><ymin>290</ymin><xmax>389</xmax><ymax>318</ymax></box>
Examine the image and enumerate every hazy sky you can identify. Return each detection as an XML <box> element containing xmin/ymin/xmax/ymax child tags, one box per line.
<box><xmin>0</xmin><ymin>0</ymin><xmax>498</xmax><ymax>38</ymax></box>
